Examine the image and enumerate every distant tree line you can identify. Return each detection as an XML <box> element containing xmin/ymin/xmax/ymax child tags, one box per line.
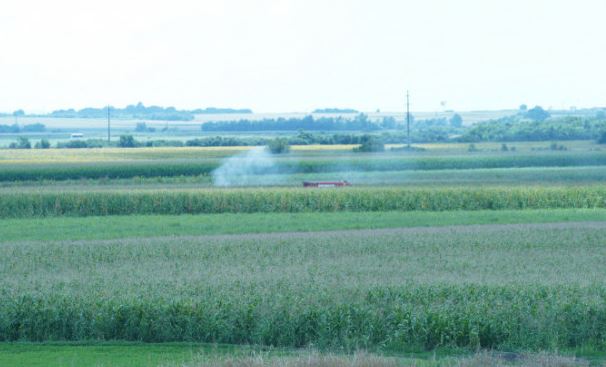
<box><xmin>48</xmin><ymin>103</ymin><xmax>195</xmax><ymax>121</ymax></box>
<box><xmin>201</xmin><ymin>114</ymin><xmax>384</xmax><ymax>132</ymax></box>
<box><xmin>0</xmin><ymin>123</ymin><xmax>46</xmax><ymax>133</ymax></box>
<box><xmin>200</xmin><ymin>113</ymin><xmax>466</xmax><ymax>133</ymax></box>
<box><xmin>32</xmin><ymin>103</ymin><xmax>252</xmax><ymax>121</ymax></box>
<box><xmin>460</xmin><ymin>115</ymin><xmax>606</xmax><ymax>142</ymax></box>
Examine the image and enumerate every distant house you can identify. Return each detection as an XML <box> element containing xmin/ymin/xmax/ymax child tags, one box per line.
<box><xmin>70</xmin><ymin>133</ymin><xmax>84</xmax><ymax>139</ymax></box>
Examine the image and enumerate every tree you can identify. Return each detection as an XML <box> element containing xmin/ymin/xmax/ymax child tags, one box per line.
<box><xmin>12</xmin><ymin>109</ymin><xmax>25</xmax><ymax>117</ymax></box>
<box><xmin>118</xmin><ymin>135</ymin><xmax>137</xmax><ymax>148</ymax></box>
<box><xmin>449</xmin><ymin>113</ymin><xmax>463</xmax><ymax>128</ymax></box>
<box><xmin>525</xmin><ymin>106</ymin><xmax>550</xmax><ymax>122</ymax></box>
<box><xmin>353</xmin><ymin>135</ymin><xmax>384</xmax><ymax>152</ymax></box>
<box><xmin>10</xmin><ymin>137</ymin><xmax>31</xmax><ymax>149</ymax></box>
<box><xmin>598</xmin><ymin>131</ymin><xmax>606</xmax><ymax>144</ymax></box>
<box><xmin>596</xmin><ymin>110</ymin><xmax>606</xmax><ymax>120</ymax></box>
<box><xmin>267</xmin><ymin>138</ymin><xmax>290</xmax><ymax>154</ymax></box>
<box><xmin>519</xmin><ymin>104</ymin><xmax>528</xmax><ymax>112</ymax></box>
<box><xmin>34</xmin><ymin>139</ymin><xmax>50</xmax><ymax>149</ymax></box>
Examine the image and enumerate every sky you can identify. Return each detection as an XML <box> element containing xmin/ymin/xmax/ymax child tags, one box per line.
<box><xmin>1</xmin><ymin>0</ymin><xmax>605</xmax><ymax>113</ymax></box>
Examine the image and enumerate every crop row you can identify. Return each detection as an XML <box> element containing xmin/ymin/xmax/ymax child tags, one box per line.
<box><xmin>1</xmin><ymin>151</ymin><xmax>606</xmax><ymax>181</ymax></box>
<box><xmin>3</xmin><ymin>286</ymin><xmax>605</xmax><ymax>350</ymax></box>
<box><xmin>0</xmin><ymin>186</ymin><xmax>605</xmax><ymax>217</ymax></box>
<box><xmin>2</xmin><ymin>222</ymin><xmax>605</xmax><ymax>350</ymax></box>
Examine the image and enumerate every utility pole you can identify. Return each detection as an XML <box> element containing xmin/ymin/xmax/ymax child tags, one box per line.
<box><xmin>107</xmin><ymin>105</ymin><xmax>111</xmax><ymax>144</ymax></box>
<box><xmin>406</xmin><ymin>91</ymin><xmax>411</xmax><ymax>148</ymax></box>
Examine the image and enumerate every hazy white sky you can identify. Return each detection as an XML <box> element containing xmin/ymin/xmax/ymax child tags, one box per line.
<box><xmin>1</xmin><ymin>0</ymin><xmax>605</xmax><ymax>113</ymax></box>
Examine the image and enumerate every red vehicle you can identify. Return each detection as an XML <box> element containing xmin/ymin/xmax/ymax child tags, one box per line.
<box><xmin>303</xmin><ymin>181</ymin><xmax>351</xmax><ymax>188</ymax></box>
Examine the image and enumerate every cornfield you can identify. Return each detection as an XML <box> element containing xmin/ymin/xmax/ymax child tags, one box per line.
<box><xmin>2</xmin><ymin>223</ymin><xmax>605</xmax><ymax>350</ymax></box>
<box><xmin>0</xmin><ymin>186</ymin><xmax>604</xmax><ymax>218</ymax></box>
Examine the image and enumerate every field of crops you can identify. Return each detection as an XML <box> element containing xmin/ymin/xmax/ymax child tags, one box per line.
<box><xmin>2</xmin><ymin>142</ymin><xmax>606</xmax><ymax>366</ymax></box>
<box><xmin>2</xmin><ymin>151</ymin><xmax>606</xmax><ymax>182</ymax></box>
<box><xmin>2</xmin><ymin>222</ymin><xmax>606</xmax><ymax>351</ymax></box>
<box><xmin>0</xmin><ymin>186</ymin><xmax>605</xmax><ymax>218</ymax></box>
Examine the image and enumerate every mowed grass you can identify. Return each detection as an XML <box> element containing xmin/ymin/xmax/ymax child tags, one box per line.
<box><xmin>0</xmin><ymin>343</ymin><xmax>204</xmax><ymax>367</ymax></box>
<box><xmin>0</xmin><ymin>209</ymin><xmax>603</xmax><ymax>242</ymax></box>
<box><xmin>3</xmin><ymin>222</ymin><xmax>606</xmax><ymax>351</ymax></box>
<box><xmin>0</xmin><ymin>344</ymin><xmax>599</xmax><ymax>367</ymax></box>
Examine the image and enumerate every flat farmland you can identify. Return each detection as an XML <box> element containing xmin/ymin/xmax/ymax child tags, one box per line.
<box><xmin>2</xmin><ymin>222</ymin><xmax>606</xmax><ymax>352</ymax></box>
<box><xmin>2</xmin><ymin>141</ymin><xmax>606</xmax><ymax>366</ymax></box>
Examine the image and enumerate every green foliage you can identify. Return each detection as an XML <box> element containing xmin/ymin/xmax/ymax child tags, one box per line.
<box><xmin>461</xmin><ymin>116</ymin><xmax>606</xmax><ymax>142</ymax></box>
<box><xmin>267</xmin><ymin>138</ymin><xmax>290</xmax><ymax>154</ymax></box>
<box><xmin>0</xmin><ymin>123</ymin><xmax>45</xmax><ymax>133</ymax></box>
<box><xmin>525</xmin><ymin>106</ymin><xmax>550</xmax><ymax>122</ymax></box>
<box><xmin>50</xmin><ymin>102</ymin><xmax>195</xmax><ymax>121</ymax></box>
<box><xmin>56</xmin><ymin>139</ymin><xmax>104</xmax><ymax>149</ymax></box>
<box><xmin>449</xmin><ymin>113</ymin><xmax>463</xmax><ymax>128</ymax></box>
<box><xmin>0</xmin><ymin>124</ymin><xmax>20</xmax><ymax>133</ymax></box>
<box><xmin>57</xmin><ymin>140</ymin><xmax>88</xmax><ymax>149</ymax></box>
<box><xmin>1</xmin><ymin>222</ymin><xmax>606</xmax><ymax>350</ymax></box>
<box><xmin>598</xmin><ymin>131</ymin><xmax>606</xmax><ymax>144</ymax></box>
<box><xmin>0</xmin><ymin>209</ymin><xmax>602</xmax><ymax>243</ymax></box>
<box><xmin>144</xmin><ymin>140</ymin><xmax>184</xmax><ymax>147</ymax></box>
<box><xmin>118</xmin><ymin>135</ymin><xmax>138</xmax><ymax>148</ymax></box>
<box><xmin>34</xmin><ymin>139</ymin><xmax>51</xmax><ymax>149</ymax></box>
<box><xmin>353</xmin><ymin>135</ymin><xmax>384</xmax><ymax>152</ymax></box>
<box><xmin>202</xmin><ymin>114</ymin><xmax>380</xmax><ymax>132</ymax></box>
<box><xmin>21</xmin><ymin>123</ymin><xmax>46</xmax><ymax>132</ymax></box>
<box><xmin>0</xmin><ymin>186</ymin><xmax>604</xmax><ymax>218</ymax></box>
<box><xmin>0</xmin><ymin>343</ymin><xmax>201</xmax><ymax>367</ymax></box>
<box><xmin>9</xmin><ymin>137</ymin><xmax>31</xmax><ymax>149</ymax></box>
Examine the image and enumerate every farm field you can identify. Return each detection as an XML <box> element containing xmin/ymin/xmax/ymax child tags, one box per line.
<box><xmin>1</xmin><ymin>165</ymin><xmax>606</xmax><ymax>191</ymax></box>
<box><xmin>3</xmin><ymin>222</ymin><xmax>606</xmax><ymax>362</ymax></box>
<box><xmin>2</xmin><ymin>141</ymin><xmax>606</xmax><ymax>366</ymax></box>
<box><xmin>0</xmin><ymin>209</ymin><xmax>603</xmax><ymax>242</ymax></box>
<box><xmin>0</xmin><ymin>140</ymin><xmax>602</xmax><ymax>162</ymax></box>
<box><xmin>1</xmin><ymin>343</ymin><xmax>600</xmax><ymax>367</ymax></box>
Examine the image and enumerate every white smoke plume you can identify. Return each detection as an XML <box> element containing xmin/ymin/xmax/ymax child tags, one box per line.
<box><xmin>212</xmin><ymin>147</ymin><xmax>288</xmax><ymax>187</ymax></box>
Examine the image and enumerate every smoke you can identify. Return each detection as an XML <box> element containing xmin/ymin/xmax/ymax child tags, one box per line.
<box><xmin>212</xmin><ymin>147</ymin><xmax>288</xmax><ymax>187</ymax></box>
